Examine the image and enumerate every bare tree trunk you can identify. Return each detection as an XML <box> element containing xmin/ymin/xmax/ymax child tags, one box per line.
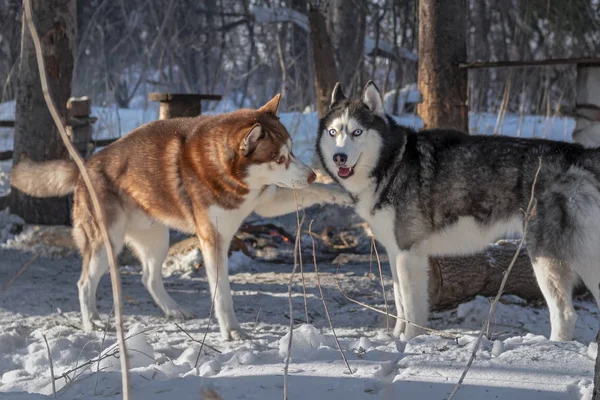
<box><xmin>594</xmin><ymin>325</ymin><xmax>600</xmax><ymax>399</ymax></box>
<box><xmin>326</xmin><ymin>0</ymin><xmax>366</xmax><ymax>93</ymax></box>
<box><xmin>308</xmin><ymin>3</ymin><xmax>338</xmax><ymax>119</ymax></box>
<box><xmin>10</xmin><ymin>0</ymin><xmax>76</xmax><ymax>225</ymax></box>
<box><xmin>429</xmin><ymin>243</ymin><xmax>541</xmax><ymax>310</ymax></box>
<box><xmin>571</xmin><ymin>65</ymin><xmax>600</xmax><ymax>148</ymax></box>
<box><xmin>417</xmin><ymin>0</ymin><xmax>468</xmax><ymax>132</ymax></box>
<box><xmin>286</xmin><ymin>0</ymin><xmax>311</xmax><ymax>111</ymax></box>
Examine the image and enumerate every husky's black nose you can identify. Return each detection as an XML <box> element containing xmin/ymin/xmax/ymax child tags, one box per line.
<box><xmin>333</xmin><ymin>153</ymin><xmax>347</xmax><ymax>165</ymax></box>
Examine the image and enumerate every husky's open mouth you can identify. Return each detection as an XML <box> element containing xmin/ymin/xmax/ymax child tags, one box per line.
<box><xmin>337</xmin><ymin>153</ymin><xmax>361</xmax><ymax>179</ymax></box>
<box><xmin>337</xmin><ymin>166</ymin><xmax>355</xmax><ymax>179</ymax></box>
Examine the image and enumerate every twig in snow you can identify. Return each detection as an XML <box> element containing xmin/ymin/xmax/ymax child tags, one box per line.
<box><xmin>195</xmin><ymin>218</ymin><xmax>220</xmax><ymax>369</ymax></box>
<box><xmin>334</xmin><ymin>267</ymin><xmax>460</xmax><ymax>339</ymax></box>
<box><xmin>173</xmin><ymin>323</ymin><xmax>221</xmax><ymax>354</ymax></box>
<box><xmin>309</xmin><ymin>220</ymin><xmax>353</xmax><ymax>375</ymax></box>
<box><xmin>0</xmin><ymin>254</ymin><xmax>39</xmax><ymax>295</ymax></box>
<box><xmin>23</xmin><ymin>1</ymin><xmax>130</xmax><ymax>397</ymax></box>
<box><xmin>94</xmin><ymin>308</ymin><xmax>113</xmax><ymax>395</ymax></box>
<box><xmin>447</xmin><ymin>157</ymin><xmax>542</xmax><ymax>400</ymax></box>
<box><xmin>253</xmin><ymin>307</ymin><xmax>262</xmax><ymax>332</ymax></box>
<box><xmin>54</xmin><ymin>328</ymin><xmax>152</xmax><ymax>386</ymax></box>
<box><xmin>283</xmin><ymin>192</ymin><xmax>304</xmax><ymax>400</ymax></box>
<box><xmin>292</xmin><ymin>189</ymin><xmax>310</xmax><ymax>324</ymax></box>
<box><xmin>42</xmin><ymin>334</ymin><xmax>56</xmax><ymax>398</ymax></box>
<box><xmin>373</xmin><ymin>237</ymin><xmax>390</xmax><ymax>332</ymax></box>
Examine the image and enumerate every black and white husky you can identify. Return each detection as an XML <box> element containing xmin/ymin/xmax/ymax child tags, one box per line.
<box><xmin>316</xmin><ymin>81</ymin><xmax>600</xmax><ymax>341</ymax></box>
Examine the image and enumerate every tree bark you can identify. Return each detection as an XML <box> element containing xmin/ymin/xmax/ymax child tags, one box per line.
<box><xmin>594</xmin><ymin>324</ymin><xmax>600</xmax><ymax>399</ymax></box>
<box><xmin>428</xmin><ymin>243</ymin><xmax>542</xmax><ymax>310</ymax></box>
<box><xmin>334</xmin><ymin>242</ymin><xmax>549</xmax><ymax>311</ymax></box>
<box><xmin>9</xmin><ymin>0</ymin><xmax>76</xmax><ymax>225</ymax></box>
<box><xmin>417</xmin><ymin>0</ymin><xmax>468</xmax><ymax>132</ymax></box>
<box><xmin>571</xmin><ymin>65</ymin><xmax>600</xmax><ymax>148</ymax></box>
<box><xmin>326</xmin><ymin>0</ymin><xmax>366</xmax><ymax>93</ymax></box>
<box><xmin>308</xmin><ymin>4</ymin><xmax>339</xmax><ymax>119</ymax></box>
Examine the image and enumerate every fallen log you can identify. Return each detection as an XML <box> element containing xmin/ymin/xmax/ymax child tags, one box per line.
<box><xmin>428</xmin><ymin>241</ymin><xmax>541</xmax><ymax>310</ymax></box>
<box><xmin>334</xmin><ymin>240</ymin><xmax>586</xmax><ymax>311</ymax></box>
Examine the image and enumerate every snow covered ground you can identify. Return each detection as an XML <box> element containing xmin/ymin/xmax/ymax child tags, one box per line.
<box><xmin>0</xmin><ymin>214</ymin><xmax>598</xmax><ymax>400</ymax></box>
<box><xmin>0</xmin><ymin>101</ymin><xmax>596</xmax><ymax>399</ymax></box>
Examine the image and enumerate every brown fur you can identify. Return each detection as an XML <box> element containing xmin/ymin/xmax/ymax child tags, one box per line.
<box><xmin>10</xmin><ymin>94</ymin><xmax>348</xmax><ymax>339</ymax></box>
<box><xmin>14</xmin><ymin>96</ymin><xmax>288</xmax><ymax>249</ymax></box>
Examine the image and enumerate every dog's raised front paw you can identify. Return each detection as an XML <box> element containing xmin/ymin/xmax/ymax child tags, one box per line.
<box><xmin>328</xmin><ymin>188</ymin><xmax>353</xmax><ymax>207</ymax></box>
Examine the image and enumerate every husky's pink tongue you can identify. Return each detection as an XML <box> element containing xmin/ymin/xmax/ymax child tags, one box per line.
<box><xmin>338</xmin><ymin>167</ymin><xmax>352</xmax><ymax>177</ymax></box>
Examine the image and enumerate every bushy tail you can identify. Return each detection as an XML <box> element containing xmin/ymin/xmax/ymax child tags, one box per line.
<box><xmin>11</xmin><ymin>159</ymin><xmax>79</xmax><ymax>197</ymax></box>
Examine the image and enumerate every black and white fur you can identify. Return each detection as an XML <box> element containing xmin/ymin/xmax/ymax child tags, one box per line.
<box><xmin>316</xmin><ymin>81</ymin><xmax>600</xmax><ymax>341</ymax></box>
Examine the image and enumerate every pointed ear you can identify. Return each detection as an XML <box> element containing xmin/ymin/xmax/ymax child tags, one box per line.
<box><xmin>259</xmin><ymin>94</ymin><xmax>281</xmax><ymax>115</ymax></box>
<box><xmin>362</xmin><ymin>81</ymin><xmax>385</xmax><ymax>118</ymax></box>
<box><xmin>330</xmin><ymin>82</ymin><xmax>346</xmax><ymax>108</ymax></box>
<box><xmin>241</xmin><ymin>124</ymin><xmax>264</xmax><ymax>156</ymax></box>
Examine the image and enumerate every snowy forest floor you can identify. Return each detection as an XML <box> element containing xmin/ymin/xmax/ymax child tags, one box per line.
<box><xmin>0</xmin><ymin>217</ymin><xmax>599</xmax><ymax>400</ymax></box>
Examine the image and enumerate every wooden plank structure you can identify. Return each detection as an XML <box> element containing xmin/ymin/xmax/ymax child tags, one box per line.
<box><xmin>148</xmin><ymin>92</ymin><xmax>222</xmax><ymax>120</ymax></box>
<box><xmin>0</xmin><ymin>92</ymin><xmax>222</xmax><ymax>161</ymax></box>
<box><xmin>459</xmin><ymin>57</ymin><xmax>600</xmax><ymax>148</ymax></box>
<box><xmin>91</xmin><ymin>92</ymin><xmax>222</xmax><ymax>149</ymax></box>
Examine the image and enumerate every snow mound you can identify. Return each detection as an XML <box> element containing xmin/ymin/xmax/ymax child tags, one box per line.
<box><xmin>99</xmin><ymin>323</ymin><xmax>155</xmax><ymax>371</ymax></box>
<box><xmin>279</xmin><ymin>324</ymin><xmax>336</xmax><ymax>360</ymax></box>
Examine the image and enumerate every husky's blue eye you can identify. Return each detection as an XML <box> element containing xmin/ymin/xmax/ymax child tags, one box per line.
<box><xmin>353</xmin><ymin>129</ymin><xmax>363</xmax><ymax>136</ymax></box>
<box><xmin>328</xmin><ymin>129</ymin><xmax>336</xmax><ymax>137</ymax></box>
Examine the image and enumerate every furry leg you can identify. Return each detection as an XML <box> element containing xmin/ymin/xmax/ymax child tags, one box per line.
<box><xmin>394</xmin><ymin>251</ymin><xmax>429</xmax><ymax>340</ymax></box>
<box><xmin>531</xmin><ymin>256</ymin><xmax>577</xmax><ymax>341</ymax></box>
<box><xmin>386</xmin><ymin>249</ymin><xmax>406</xmax><ymax>337</ymax></box>
<box><xmin>78</xmin><ymin>230</ymin><xmax>125</xmax><ymax>331</ymax></box>
<box><xmin>201</xmin><ymin>235</ymin><xmax>247</xmax><ymax>341</ymax></box>
<box><xmin>253</xmin><ymin>183</ymin><xmax>352</xmax><ymax>217</ymax></box>
<box><xmin>126</xmin><ymin>224</ymin><xmax>195</xmax><ymax>320</ymax></box>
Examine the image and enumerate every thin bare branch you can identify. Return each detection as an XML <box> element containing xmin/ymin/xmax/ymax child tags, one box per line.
<box><xmin>447</xmin><ymin>157</ymin><xmax>543</xmax><ymax>400</ymax></box>
<box><xmin>173</xmin><ymin>323</ymin><xmax>221</xmax><ymax>354</ymax></box>
<box><xmin>309</xmin><ymin>220</ymin><xmax>353</xmax><ymax>374</ymax></box>
<box><xmin>42</xmin><ymin>334</ymin><xmax>56</xmax><ymax>398</ymax></box>
<box><xmin>0</xmin><ymin>254</ymin><xmax>39</xmax><ymax>295</ymax></box>
<box><xmin>22</xmin><ymin>2</ymin><xmax>130</xmax><ymax>397</ymax></box>
<box><xmin>334</xmin><ymin>267</ymin><xmax>460</xmax><ymax>339</ymax></box>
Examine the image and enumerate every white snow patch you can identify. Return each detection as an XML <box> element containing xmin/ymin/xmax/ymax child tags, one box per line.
<box><xmin>279</xmin><ymin>324</ymin><xmax>336</xmax><ymax>361</ymax></box>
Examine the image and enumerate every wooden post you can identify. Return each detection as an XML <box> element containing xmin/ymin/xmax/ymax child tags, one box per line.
<box><xmin>571</xmin><ymin>65</ymin><xmax>600</xmax><ymax>147</ymax></box>
<box><xmin>417</xmin><ymin>0</ymin><xmax>468</xmax><ymax>132</ymax></box>
<box><xmin>148</xmin><ymin>93</ymin><xmax>221</xmax><ymax>120</ymax></box>
<box><xmin>66</xmin><ymin>96</ymin><xmax>95</xmax><ymax>158</ymax></box>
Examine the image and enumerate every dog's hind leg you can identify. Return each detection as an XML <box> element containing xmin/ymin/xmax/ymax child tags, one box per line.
<box><xmin>126</xmin><ymin>224</ymin><xmax>195</xmax><ymax>320</ymax></box>
<box><xmin>77</xmin><ymin>222</ymin><xmax>125</xmax><ymax>332</ymax></box>
<box><xmin>530</xmin><ymin>256</ymin><xmax>577</xmax><ymax>341</ymax></box>
<box><xmin>394</xmin><ymin>251</ymin><xmax>429</xmax><ymax>340</ymax></box>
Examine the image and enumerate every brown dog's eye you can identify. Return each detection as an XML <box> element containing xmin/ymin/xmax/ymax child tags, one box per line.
<box><xmin>276</xmin><ymin>155</ymin><xmax>286</xmax><ymax>164</ymax></box>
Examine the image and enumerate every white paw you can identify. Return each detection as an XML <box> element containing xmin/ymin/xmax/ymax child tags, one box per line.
<box><xmin>323</xmin><ymin>186</ymin><xmax>353</xmax><ymax>206</ymax></box>
<box><xmin>403</xmin><ymin>325</ymin><xmax>425</xmax><ymax>341</ymax></box>
<box><xmin>393</xmin><ymin>320</ymin><xmax>406</xmax><ymax>338</ymax></box>
<box><xmin>82</xmin><ymin>314</ymin><xmax>108</xmax><ymax>332</ymax></box>
<box><xmin>221</xmin><ymin>328</ymin><xmax>250</xmax><ymax>341</ymax></box>
<box><xmin>164</xmin><ymin>306</ymin><xmax>196</xmax><ymax>320</ymax></box>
